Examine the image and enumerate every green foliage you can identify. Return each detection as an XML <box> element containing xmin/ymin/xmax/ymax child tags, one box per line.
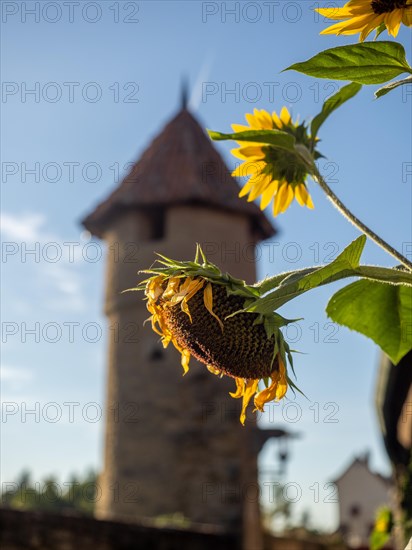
<box><xmin>247</xmin><ymin>236</ymin><xmax>367</xmax><ymax>314</ymax></box>
<box><xmin>327</xmin><ymin>279</ymin><xmax>412</xmax><ymax>364</ymax></box>
<box><xmin>245</xmin><ymin>237</ymin><xmax>412</xmax><ymax>364</ymax></box>
<box><xmin>1</xmin><ymin>470</ymin><xmax>98</xmax><ymax>516</ymax></box>
<box><xmin>369</xmin><ymin>507</ymin><xmax>393</xmax><ymax>550</ymax></box>
<box><xmin>286</xmin><ymin>41</ymin><xmax>412</xmax><ymax>85</ymax></box>
<box><xmin>310</xmin><ymin>83</ymin><xmax>362</xmax><ymax>138</ymax></box>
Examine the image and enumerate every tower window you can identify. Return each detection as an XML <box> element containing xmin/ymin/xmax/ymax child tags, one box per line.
<box><xmin>147</xmin><ymin>208</ymin><xmax>165</xmax><ymax>241</ymax></box>
<box><xmin>349</xmin><ymin>504</ymin><xmax>361</xmax><ymax>517</ymax></box>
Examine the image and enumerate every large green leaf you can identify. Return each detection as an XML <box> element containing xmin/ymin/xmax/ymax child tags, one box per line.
<box><xmin>326</xmin><ymin>280</ymin><xmax>412</xmax><ymax>364</ymax></box>
<box><xmin>247</xmin><ymin>236</ymin><xmax>412</xmax><ymax>316</ymax></box>
<box><xmin>311</xmin><ymin>83</ymin><xmax>362</xmax><ymax>138</ymax></box>
<box><xmin>207</xmin><ymin>129</ymin><xmax>295</xmax><ymax>151</ymax></box>
<box><xmin>247</xmin><ymin>236</ymin><xmax>367</xmax><ymax>314</ymax></box>
<box><xmin>286</xmin><ymin>42</ymin><xmax>412</xmax><ymax>84</ymax></box>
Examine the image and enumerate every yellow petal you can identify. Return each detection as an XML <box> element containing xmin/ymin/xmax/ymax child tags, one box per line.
<box><xmin>384</xmin><ymin>9</ymin><xmax>402</xmax><ymax>36</ymax></box>
<box><xmin>280</xmin><ymin>106</ymin><xmax>291</xmax><ymax>126</ymax></box>
<box><xmin>203</xmin><ymin>283</ymin><xmax>224</xmax><ymax>331</ymax></box>
<box><xmin>254</xmin><ymin>358</ymin><xmax>288</xmax><ymax>412</ymax></box>
<box><xmin>230</xmin><ymin>377</ymin><xmax>245</xmax><ymax>399</ymax></box>
<box><xmin>181</xmin><ymin>349</ymin><xmax>190</xmax><ymax>375</ymax></box>
<box><xmin>247</xmin><ymin>175</ymin><xmax>272</xmax><ymax>202</ymax></box>
<box><xmin>180</xmin><ymin>299</ymin><xmax>193</xmax><ymax>322</ymax></box>
<box><xmin>315</xmin><ymin>6</ymin><xmax>355</xmax><ymax>20</ymax></box>
<box><xmin>306</xmin><ymin>194</ymin><xmax>315</xmax><ymax>209</ymax></box>
<box><xmin>402</xmin><ymin>6</ymin><xmax>412</xmax><ymax>26</ymax></box>
<box><xmin>320</xmin><ymin>13</ymin><xmax>380</xmax><ymax>36</ymax></box>
<box><xmin>359</xmin><ymin>14</ymin><xmax>383</xmax><ymax>40</ymax></box>
<box><xmin>184</xmin><ymin>278</ymin><xmax>205</xmax><ymax>302</ymax></box>
<box><xmin>146</xmin><ymin>276</ymin><xmax>165</xmax><ymax>301</ymax></box>
<box><xmin>245</xmin><ymin>112</ymin><xmax>261</xmax><ymax>129</ymax></box>
<box><xmin>232</xmin><ymin>160</ymin><xmax>264</xmax><ymax>178</ymax></box>
<box><xmin>294</xmin><ymin>183</ymin><xmax>314</xmax><ymax>208</ymax></box>
<box><xmin>162</xmin><ymin>276</ymin><xmax>181</xmax><ymax>301</ymax></box>
<box><xmin>280</xmin><ymin>185</ymin><xmax>294</xmax><ymax>213</ymax></box>
<box><xmin>253</xmin><ymin>108</ymin><xmax>273</xmax><ymax>129</ymax></box>
<box><xmin>169</xmin><ymin>277</ymin><xmax>199</xmax><ymax>304</ymax></box>
<box><xmin>180</xmin><ymin>279</ymin><xmax>205</xmax><ymax>319</ymax></box>
<box><xmin>231</xmin><ymin>124</ymin><xmax>250</xmax><ymax>133</ymax></box>
<box><xmin>207</xmin><ymin>365</ymin><xmax>222</xmax><ymax>376</ymax></box>
<box><xmin>272</xmin><ymin>111</ymin><xmax>282</xmax><ymax>128</ymax></box>
<box><xmin>240</xmin><ymin>380</ymin><xmax>259</xmax><ymax>425</ymax></box>
<box><xmin>231</xmin><ymin>145</ymin><xmax>265</xmax><ymax>160</ymax></box>
<box><xmin>260</xmin><ymin>180</ymin><xmax>279</xmax><ymax>210</ymax></box>
<box><xmin>273</xmin><ymin>183</ymin><xmax>293</xmax><ymax>216</ymax></box>
<box><xmin>239</xmin><ymin>178</ymin><xmax>256</xmax><ymax>198</ymax></box>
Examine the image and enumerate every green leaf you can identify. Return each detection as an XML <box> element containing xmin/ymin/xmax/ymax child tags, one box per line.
<box><xmin>286</xmin><ymin>41</ymin><xmax>412</xmax><ymax>84</ymax></box>
<box><xmin>370</xmin><ymin>531</ymin><xmax>390</xmax><ymax>550</ymax></box>
<box><xmin>311</xmin><ymin>82</ymin><xmax>362</xmax><ymax>138</ymax></box>
<box><xmin>245</xmin><ymin>234</ymin><xmax>412</xmax><ymax>316</ymax></box>
<box><xmin>326</xmin><ymin>280</ymin><xmax>412</xmax><ymax>364</ymax></box>
<box><xmin>207</xmin><ymin>129</ymin><xmax>295</xmax><ymax>151</ymax></box>
<box><xmin>296</xmin><ymin>234</ymin><xmax>365</xmax><ymax>290</ymax></box>
<box><xmin>246</xmin><ymin>236</ymin><xmax>367</xmax><ymax>314</ymax></box>
<box><xmin>375</xmin><ymin>75</ymin><xmax>412</xmax><ymax>98</ymax></box>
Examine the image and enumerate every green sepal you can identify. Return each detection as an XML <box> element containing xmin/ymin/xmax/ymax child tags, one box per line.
<box><xmin>374</xmin><ymin>22</ymin><xmax>387</xmax><ymax>40</ymax></box>
<box><xmin>207</xmin><ymin>129</ymin><xmax>296</xmax><ymax>151</ymax></box>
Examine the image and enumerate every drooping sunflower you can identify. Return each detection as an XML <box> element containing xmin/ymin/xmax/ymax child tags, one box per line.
<box><xmin>231</xmin><ymin>107</ymin><xmax>318</xmax><ymax>216</ymax></box>
<box><xmin>136</xmin><ymin>247</ymin><xmax>295</xmax><ymax>425</ymax></box>
<box><xmin>316</xmin><ymin>0</ymin><xmax>412</xmax><ymax>41</ymax></box>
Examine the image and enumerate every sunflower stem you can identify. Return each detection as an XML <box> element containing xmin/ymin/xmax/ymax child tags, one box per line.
<box><xmin>312</xmin><ymin>166</ymin><xmax>412</xmax><ymax>271</ymax></box>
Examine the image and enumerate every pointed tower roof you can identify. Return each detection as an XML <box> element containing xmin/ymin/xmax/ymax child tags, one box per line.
<box><xmin>82</xmin><ymin>107</ymin><xmax>275</xmax><ymax>240</ymax></box>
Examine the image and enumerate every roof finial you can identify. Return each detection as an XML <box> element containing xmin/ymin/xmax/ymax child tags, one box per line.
<box><xmin>181</xmin><ymin>76</ymin><xmax>189</xmax><ymax>110</ymax></box>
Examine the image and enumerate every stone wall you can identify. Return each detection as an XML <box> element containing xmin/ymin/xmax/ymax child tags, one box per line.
<box><xmin>0</xmin><ymin>508</ymin><xmax>238</xmax><ymax>550</ymax></box>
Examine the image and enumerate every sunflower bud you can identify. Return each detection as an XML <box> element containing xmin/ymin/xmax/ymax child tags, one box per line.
<box><xmin>231</xmin><ymin>107</ymin><xmax>320</xmax><ymax>216</ymax></box>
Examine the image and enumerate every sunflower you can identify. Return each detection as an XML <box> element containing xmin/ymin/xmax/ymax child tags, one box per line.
<box><xmin>231</xmin><ymin>108</ymin><xmax>317</xmax><ymax>216</ymax></box>
<box><xmin>137</xmin><ymin>247</ymin><xmax>293</xmax><ymax>424</ymax></box>
<box><xmin>316</xmin><ymin>0</ymin><xmax>412</xmax><ymax>41</ymax></box>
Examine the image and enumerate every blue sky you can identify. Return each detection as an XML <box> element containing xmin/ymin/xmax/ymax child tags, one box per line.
<box><xmin>1</xmin><ymin>0</ymin><xmax>411</xmax><ymax>531</ymax></box>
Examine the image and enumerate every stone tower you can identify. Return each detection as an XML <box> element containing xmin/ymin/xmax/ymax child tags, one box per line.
<box><xmin>82</xmin><ymin>102</ymin><xmax>276</xmax><ymax>545</ymax></box>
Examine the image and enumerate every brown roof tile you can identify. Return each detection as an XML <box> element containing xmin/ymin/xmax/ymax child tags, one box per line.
<box><xmin>82</xmin><ymin>108</ymin><xmax>275</xmax><ymax>240</ymax></box>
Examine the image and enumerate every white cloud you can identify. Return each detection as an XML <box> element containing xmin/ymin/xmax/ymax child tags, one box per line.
<box><xmin>188</xmin><ymin>51</ymin><xmax>216</xmax><ymax>112</ymax></box>
<box><xmin>1</xmin><ymin>212</ymin><xmax>87</xmax><ymax>312</ymax></box>
<box><xmin>2</xmin><ymin>212</ymin><xmax>49</xmax><ymax>242</ymax></box>
<box><xmin>1</xmin><ymin>365</ymin><xmax>34</xmax><ymax>391</ymax></box>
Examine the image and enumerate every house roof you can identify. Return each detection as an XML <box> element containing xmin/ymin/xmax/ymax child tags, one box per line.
<box><xmin>82</xmin><ymin>108</ymin><xmax>275</xmax><ymax>240</ymax></box>
<box><xmin>331</xmin><ymin>454</ymin><xmax>392</xmax><ymax>487</ymax></box>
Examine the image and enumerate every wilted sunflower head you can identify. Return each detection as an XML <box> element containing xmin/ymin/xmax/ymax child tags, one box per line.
<box><xmin>136</xmin><ymin>246</ymin><xmax>294</xmax><ymax>424</ymax></box>
<box><xmin>231</xmin><ymin>108</ymin><xmax>321</xmax><ymax>216</ymax></box>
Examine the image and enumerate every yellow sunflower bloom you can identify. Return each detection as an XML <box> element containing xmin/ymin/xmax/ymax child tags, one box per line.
<box><xmin>138</xmin><ymin>249</ymin><xmax>296</xmax><ymax>424</ymax></box>
<box><xmin>316</xmin><ymin>0</ymin><xmax>412</xmax><ymax>41</ymax></box>
<box><xmin>231</xmin><ymin>108</ymin><xmax>316</xmax><ymax>217</ymax></box>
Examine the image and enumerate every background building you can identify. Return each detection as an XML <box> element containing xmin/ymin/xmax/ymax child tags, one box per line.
<box><xmin>332</xmin><ymin>453</ymin><xmax>393</xmax><ymax>549</ymax></box>
<box><xmin>82</xmin><ymin>97</ymin><xmax>281</xmax><ymax>548</ymax></box>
